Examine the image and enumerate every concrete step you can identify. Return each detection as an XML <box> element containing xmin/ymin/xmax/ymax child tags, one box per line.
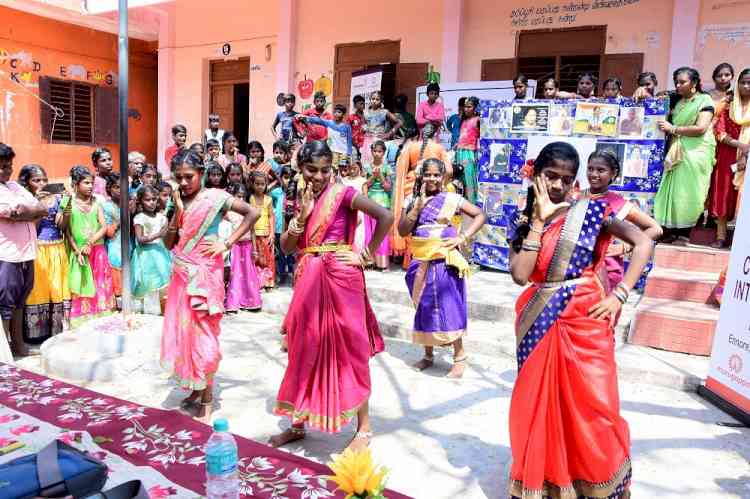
<box><xmin>653</xmin><ymin>244</ymin><xmax>730</xmax><ymax>274</ymax></box>
<box><xmin>643</xmin><ymin>268</ymin><xmax>719</xmax><ymax>303</ymax></box>
<box><xmin>628</xmin><ymin>296</ymin><xmax>719</xmax><ymax>356</ymax></box>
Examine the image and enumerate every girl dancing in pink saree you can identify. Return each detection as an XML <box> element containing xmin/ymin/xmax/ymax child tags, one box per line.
<box><xmin>161</xmin><ymin>150</ymin><xmax>258</xmax><ymax>421</ymax></box>
<box><xmin>270</xmin><ymin>141</ymin><xmax>393</xmax><ymax>452</ymax></box>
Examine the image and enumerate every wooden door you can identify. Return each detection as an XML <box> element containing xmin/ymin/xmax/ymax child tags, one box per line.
<box><xmin>333</xmin><ymin>63</ymin><xmax>365</xmax><ymax>109</ymax></box>
<box><xmin>481</xmin><ymin>58</ymin><xmax>517</xmax><ymax>81</ymax></box>
<box><xmin>211</xmin><ymin>84</ymin><xmax>234</xmax><ymax>131</ymax></box>
<box><xmin>599</xmin><ymin>53</ymin><xmax>644</xmax><ymax>96</ymax></box>
<box><xmin>396</xmin><ymin>62</ymin><xmax>428</xmax><ymax>114</ymax></box>
<box><xmin>333</xmin><ymin>40</ymin><xmax>400</xmax><ymax>106</ymax></box>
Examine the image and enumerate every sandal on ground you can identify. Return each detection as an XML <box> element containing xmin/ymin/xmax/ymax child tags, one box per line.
<box><xmin>446</xmin><ymin>355</ymin><xmax>468</xmax><ymax>379</ymax></box>
<box><xmin>346</xmin><ymin>431</ymin><xmax>373</xmax><ymax>452</ymax></box>
<box><xmin>268</xmin><ymin>426</ymin><xmax>306</xmax><ymax>448</ymax></box>
<box><xmin>412</xmin><ymin>356</ymin><xmax>434</xmax><ymax>371</ymax></box>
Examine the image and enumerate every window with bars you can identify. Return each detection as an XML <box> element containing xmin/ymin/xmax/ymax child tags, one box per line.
<box><xmin>39</xmin><ymin>76</ymin><xmax>118</xmax><ymax>145</ymax></box>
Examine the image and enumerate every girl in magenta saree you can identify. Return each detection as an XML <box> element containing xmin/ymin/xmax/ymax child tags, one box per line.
<box><xmin>161</xmin><ymin>150</ymin><xmax>258</xmax><ymax>421</ymax></box>
<box><xmin>397</xmin><ymin>158</ymin><xmax>486</xmax><ymax>378</ymax></box>
<box><xmin>270</xmin><ymin>141</ymin><xmax>393</xmax><ymax>452</ymax></box>
<box><xmin>508</xmin><ymin>142</ymin><xmax>653</xmax><ymax>499</ymax></box>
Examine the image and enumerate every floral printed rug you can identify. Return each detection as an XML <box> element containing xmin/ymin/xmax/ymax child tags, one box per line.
<box><xmin>0</xmin><ymin>363</ymin><xmax>410</xmax><ymax>498</ymax></box>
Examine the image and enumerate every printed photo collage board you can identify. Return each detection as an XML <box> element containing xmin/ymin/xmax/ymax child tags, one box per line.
<box><xmin>472</xmin><ymin>97</ymin><xmax>669</xmax><ymax>272</ymax></box>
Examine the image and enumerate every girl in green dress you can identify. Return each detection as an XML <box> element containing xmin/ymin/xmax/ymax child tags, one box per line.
<box><xmin>655</xmin><ymin>67</ymin><xmax>717</xmax><ymax>243</ymax></box>
<box><xmin>364</xmin><ymin>140</ymin><xmax>393</xmax><ymax>270</ymax></box>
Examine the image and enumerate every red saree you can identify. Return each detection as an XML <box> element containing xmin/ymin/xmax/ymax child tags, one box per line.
<box><xmin>509</xmin><ymin>198</ymin><xmax>632</xmax><ymax>499</ymax></box>
<box><xmin>274</xmin><ymin>184</ymin><xmax>384</xmax><ymax>433</ymax></box>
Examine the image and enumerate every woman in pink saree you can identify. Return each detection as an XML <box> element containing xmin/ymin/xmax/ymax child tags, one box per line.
<box><xmin>161</xmin><ymin>150</ymin><xmax>258</xmax><ymax>421</ymax></box>
<box><xmin>270</xmin><ymin>141</ymin><xmax>393</xmax><ymax>452</ymax></box>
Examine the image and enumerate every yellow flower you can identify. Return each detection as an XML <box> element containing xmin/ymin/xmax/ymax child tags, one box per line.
<box><xmin>327</xmin><ymin>448</ymin><xmax>388</xmax><ymax>498</ymax></box>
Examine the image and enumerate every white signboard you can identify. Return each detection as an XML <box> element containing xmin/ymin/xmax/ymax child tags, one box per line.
<box><xmin>417</xmin><ymin>80</ymin><xmax>537</xmax><ymax>149</ymax></box>
<box><xmin>350</xmin><ymin>69</ymin><xmax>383</xmax><ymax>109</ymax></box>
<box><xmin>704</xmin><ymin>172</ymin><xmax>750</xmax><ymax>421</ymax></box>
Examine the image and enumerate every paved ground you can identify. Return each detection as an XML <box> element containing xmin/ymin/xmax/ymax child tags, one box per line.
<box><xmin>15</xmin><ymin>269</ymin><xmax>750</xmax><ymax>499</ymax></box>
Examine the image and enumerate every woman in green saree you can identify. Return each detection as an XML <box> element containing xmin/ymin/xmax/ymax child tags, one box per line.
<box><xmin>655</xmin><ymin>67</ymin><xmax>716</xmax><ymax>244</ymax></box>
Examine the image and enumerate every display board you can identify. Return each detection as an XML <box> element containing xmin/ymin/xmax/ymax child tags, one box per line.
<box><xmin>350</xmin><ymin>68</ymin><xmax>383</xmax><ymax>110</ymax></box>
<box><xmin>699</xmin><ymin>172</ymin><xmax>750</xmax><ymax>425</ymax></box>
<box><xmin>416</xmin><ymin>80</ymin><xmax>537</xmax><ymax>149</ymax></box>
<box><xmin>472</xmin><ymin>97</ymin><xmax>669</xmax><ymax>272</ymax></box>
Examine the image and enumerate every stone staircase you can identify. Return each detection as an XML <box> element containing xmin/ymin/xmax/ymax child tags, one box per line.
<box><xmin>628</xmin><ymin>244</ymin><xmax>730</xmax><ymax>356</ymax></box>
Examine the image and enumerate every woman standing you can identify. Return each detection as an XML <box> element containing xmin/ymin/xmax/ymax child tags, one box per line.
<box><xmin>655</xmin><ymin>67</ymin><xmax>716</xmax><ymax>243</ymax></box>
<box><xmin>708</xmin><ymin>68</ymin><xmax>750</xmax><ymax>247</ymax></box>
<box><xmin>161</xmin><ymin>150</ymin><xmax>258</xmax><ymax>421</ymax></box>
<box><xmin>361</xmin><ymin>91</ymin><xmax>402</xmax><ymax>164</ymax></box>
<box><xmin>392</xmin><ymin>123</ymin><xmax>452</xmax><ymax>261</ymax></box>
<box><xmin>508</xmin><ymin>142</ymin><xmax>652</xmax><ymax>499</ymax></box>
<box><xmin>709</xmin><ymin>63</ymin><xmax>735</xmax><ymax>125</ymax></box>
<box><xmin>19</xmin><ymin>165</ymin><xmax>70</xmax><ymax>344</ymax></box>
<box><xmin>270</xmin><ymin>141</ymin><xmax>393</xmax><ymax>451</ymax></box>
<box><xmin>216</xmin><ymin>131</ymin><xmax>248</xmax><ymax>170</ymax></box>
<box><xmin>455</xmin><ymin>96</ymin><xmax>481</xmax><ymax>205</ymax></box>
<box><xmin>398</xmin><ymin>159</ymin><xmax>485</xmax><ymax>378</ymax></box>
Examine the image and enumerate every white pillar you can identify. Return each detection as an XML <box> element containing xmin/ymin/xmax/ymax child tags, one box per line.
<box><xmin>156</xmin><ymin>6</ymin><xmax>175</xmax><ymax>178</ymax></box>
<box><xmin>440</xmin><ymin>0</ymin><xmax>464</xmax><ymax>84</ymax></box>
<box><xmin>276</xmin><ymin>0</ymin><xmax>296</xmax><ymax>95</ymax></box>
<box><xmin>667</xmin><ymin>0</ymin><xmax>700</xmax><ymax>85</ymax></box>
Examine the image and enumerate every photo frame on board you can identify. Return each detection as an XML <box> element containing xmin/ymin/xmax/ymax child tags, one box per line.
<box><xmin>480</xmin><ymin>184</ymin><xmax>505</xmax><ymax>216</ymax></box>
<box><xmin>489</xmin><ymin>143</ymin><xmax>511</xmax><ymax>174</ymax></box>
<box><xmin>642</xmin><ymin>115</ymin><xmax>666</xmax><ymax>140</ymax></box>
<box><xmin>573</xmin><ymin>102</ymin><xmax>620</xmax><ymax>137</ymax></box>
<box><xmin>623</xmin><ymin>143</ymin><xmax>649</xmax><ymax>179</ymax></box>
<box><xmin>510</xmin><ymin>102</ymin><xmax>550</xmax><ymax>133</ymax></box>
<box><xmin>549</xmin><ymin>104</ymin><xmax>574</xmax><ymax>136</ymax></box>
<box><xmin>618</xmin><ymin>107</ymin><xmax>646</xmax><ymax>138</ymax></box>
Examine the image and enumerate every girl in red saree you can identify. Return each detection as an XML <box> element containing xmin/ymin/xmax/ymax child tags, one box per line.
<box><xmin>161</xmin><ymin>150</ymin><xmax>258</xmax><ymax>421</ymax></box>
<box><xmin>508</xmin><ymin>142</ymin><xmax>653</xmax><ymax>499</ymax></box>
<box><xmin>269</xmin><ymin>141</ymin><xmax>393</xmax><ymax>452</ymax></box>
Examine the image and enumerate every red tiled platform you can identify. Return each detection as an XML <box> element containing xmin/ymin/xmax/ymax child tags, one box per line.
<box><xmin>628</xmin><ymin>244</ymin><xmax>729</xmax><ymax>356</ymax></box>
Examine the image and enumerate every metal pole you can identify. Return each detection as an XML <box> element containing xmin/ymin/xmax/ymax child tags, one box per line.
<box><xmin>118</xmin><ymin>0</ymin><xmax>131</xmax><ymax>314</ymax></box>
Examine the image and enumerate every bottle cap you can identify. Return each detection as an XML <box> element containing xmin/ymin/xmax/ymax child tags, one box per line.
<box><xmin>213</xmin><ymin>418</ymin><xmax>229</xmax><ymax>432</ymax></box>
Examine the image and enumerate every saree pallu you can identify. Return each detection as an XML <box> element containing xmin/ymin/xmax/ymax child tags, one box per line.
<box><xmin>161</xmin><ymin>188</ymin><xmax>233</xmax><ymax>390</ymax></box>
<box><xmin>455</xmin><ymin>147</ymin><xmax>478</xmax><ymax>205</ymax></box>
<box><xmin>225</xmin><ymin>239</ymin><xmax>262</xmax><ymax>311</ymax></box>
<box><xmin>509</xmin><ymin>198</ymin><xmax>632</xmax><ymax>499</ymax></box>
<box><xmin>70</xmin><ymin>244</ymin><xmax>115</xmax><ymax>325</ymax></box>
<box><xmin>255</xmin><ymin>235</ymin><xmax>276</xmax><ymax>288</ymax></box>
<box><xmin>655</xmin><ymin>93</ymin><xmax>716</xmax><ymax>229</ymax></box>
<box><xmin>24</xmin><ymin>240</ymin><xmax>71</xmax><ymax>343</ymax></box>
<box><xmin>275</xmin><ymin>184</ymin><xmax>384</xmax><ymax>433</ymax></box>
<box><xmin>405</xmin><ymin>192</ymin><xmax>469</xmax><ymax>346</ymax></box>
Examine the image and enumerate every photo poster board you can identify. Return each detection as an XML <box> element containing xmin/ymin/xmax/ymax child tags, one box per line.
<box><xmin>350</xmin><ymin>68</ymin><xmax>383</xmax><ymax>110</ymax></box>
<box><xmin>699</xmin><ymin>171</ymin><xmax>750</xmax><ymax>426</ymax></box>
<box><xmin>473</xmin><ymin>97</ymin><xmax>669</xmax><ymax>273</ymax></box>
<box><xmin>416</xmin><ymin>80</ymin><xmax>537</xmax><ymax>149</ymax></box>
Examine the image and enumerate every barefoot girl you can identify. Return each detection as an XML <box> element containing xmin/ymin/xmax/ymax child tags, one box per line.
<box><xmin>91</xmin><ymin>148</ymin><xmax>113</xmax><ymax>199</ymax></box>
<box><xmin>224</xmin><ymin>182</ymin><xmax>262</xmax><ymax>312</ymax></box>
<box><xmin>398</xmin><ymin>158</ymin><xmax>486</xmax><ymax>378</ymax></box>
<box><xmin>101</xmin><ymin>174</ymin><xmax>123</xmax><ymax>301</ymax></box>
<box><xmin>455</xmin><ymin>96</ymin><xmax>481</xmax><ymax>205</ymax></box>
<box><xmin>19</xmin><ymin>164</ymin><xmax>70</xmax><ymax>343</ymax></box>
<box><xmin>364</xmin><ymin>141</ymin><xmax>393</xmax><ymax>270</ymax></box>
<box><xmin>270</xmin><ymin>141</ymin><xmax>393</xmax><ymax>451</ymax></box>
<box><xmin>585</xmin><ymin>150</ymin><xmax>662</xmax><ymax>295</ymax></box>
<box><xmin>249</xmin><ymin>171</ymin><xmax>276</xmax><ymax>290</ymax></box>
<box><xmin>131</xmin><ymin>186</ymin><xmax>172</xmax><ymax>315</ymax></box>
<box><xmin>64</xmin><ymin>166</ymin><xmax>115</xmax><ymax>325</ymax></box>
<box><xmin>507</xmin><ymin>142</ymin><xmax>653</xmax><ymax>499</ymax></box>
<box><xmin>362</xmin><ymin>90</ymin><xmax>403</xmax><ymax>164</ymax></box>
<box><xmin>161</xmin><ymin>150</ymin><xmax>258</xmax><ymax>421</ymax></box>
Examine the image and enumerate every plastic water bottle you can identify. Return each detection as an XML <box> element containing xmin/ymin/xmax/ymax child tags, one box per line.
<box><xmin>205</xmin><ymin>418</ymin><xmax>239</xmax><ymax>499</ymax></box>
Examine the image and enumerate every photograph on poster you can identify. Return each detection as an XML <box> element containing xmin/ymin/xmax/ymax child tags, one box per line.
<box><xmin>476</xmin><ymin>224</ymin><xmax>507</xmax><ymax>247</ymax></box>
<box><xmin>595</xmin><ymin>142</ymin><xmax>627</xmax><ymax>185</ymax></box>
<box><xmin>618</xmin><ymin>107</ymin><xmax>645</xmax><ymax>138</ymax></box>
<box><xmin>642</xmin><ymin>115</ymin><xmax>666</xmax><ymax>139</ymax></box>
<box><xmin>488</xmin><ymin>106</ymin><xmax>511</xmax><ymax>129</ymax></box>
<box><xmin>510</xmin><ymin>102</ymin><xmax>550</xmax><ymax>133</ymax></box>
<box><xmin>623</xmin><ymin>144</ymin><xmax>649</xmax><ymax>179</ymax></box>
<box><xmin>480</xmin><ymin>185</ymin><xmax>505</xmax><ymax>216</ymax></box>
<box><xmin>489</xmin><ymin>143</ymin><xmax>512</xmax><ymax>174</ymax></box>
<box><xmin>549</xmin><ymin>104</ymin><xmax>574</xmax><ymax>136</ymax></box>
<box><xmin>573</xmin><ymin>102</ymin><xmax>620</xmax><ymax>137</ymax></box>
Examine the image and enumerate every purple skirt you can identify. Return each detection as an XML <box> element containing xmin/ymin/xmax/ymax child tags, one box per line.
<box><xmin>226</xmin><ymin>240</ymin><xmax>262</xmax><ymax>311</ymax></box>
<box><xmin>405</xmin><ymin>259</ymin><xmax>467</xmax><ymax>346</ymax></box>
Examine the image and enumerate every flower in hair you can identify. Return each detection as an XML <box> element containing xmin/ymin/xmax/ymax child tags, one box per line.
<box><xmin>520</xmin><ymin>159</ymin><xmax>535</xmax><ymax>180</ymax></box>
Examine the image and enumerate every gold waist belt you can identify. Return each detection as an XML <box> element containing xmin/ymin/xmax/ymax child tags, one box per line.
<box><xmin>303</xmin><ymin>243</ymin><xmax>351</xmax><ymax>254</ymax></box>
<box><xmin>534</xmin><ymin>277</ymin><xmax>588</xmax><ymax>289</ymax></box>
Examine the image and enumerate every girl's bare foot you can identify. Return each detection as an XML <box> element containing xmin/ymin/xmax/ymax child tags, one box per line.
<box><xmin>412</xmin><ymin>356</ymin><xmax>434</xmax><ymax>371</ymax></box>
<box><xmin>268</xmin><ymin>427</ymin><xmax>305</xmax><ymax>448</ymax></box>
<box><xmin>446</xmin><ymin>356</ymin><xmax>467</xmax><ymax>379</ymax></box>
<box><xmin>179</xmin><ymin>390</ymin><xmax>201</xmax><ymax>410</ymax></box>
<box><xmin>345</xmin><ymin>431</ymin><xmax>372</xmax><ymax>453</ymax></box>
<box><xmin>195</xmin><ymin>400</ymin><xmax>213</xmax><ymax>424</ymax></box>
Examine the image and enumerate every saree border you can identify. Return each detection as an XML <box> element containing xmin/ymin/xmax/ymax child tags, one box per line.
<box><xmin>274</xmin><ymin>399</ymin><xmax>362</xmax><ymax>434</ymax></box>
<box><xmin>412</xmin><ymin>329</ymin><xmax>465</xmax><ymax>346</ymax></box>
<box><xmin>509</xmin><ymin>457</ymin><xmax>632</xmax><ymax>499</ymax></box>
<box><xmin>181</xmin><ymin>189</ymin><xmax>233</xmax><ymax>255</ymax></box>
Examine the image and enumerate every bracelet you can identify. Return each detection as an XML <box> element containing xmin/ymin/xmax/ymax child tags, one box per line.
<box><xmin>613</xmin><ymin>288</ymin><xmax>628</xmax><ymax>304</ymax></box>
<box><xmin>615</xmin><ymin>282</ymin><xmax>631</xmax><ymax>297</ymax></box>
<box><xmin>521</xmin><ymin>240</ymin><xmax>541</xmax><ymax>252</ymax></box>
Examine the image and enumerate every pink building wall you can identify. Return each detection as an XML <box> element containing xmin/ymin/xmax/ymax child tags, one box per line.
<box><xmin>694</xmin><ymin>0</ymin><xmax>750</xmax><ymax>82</ymax></box>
